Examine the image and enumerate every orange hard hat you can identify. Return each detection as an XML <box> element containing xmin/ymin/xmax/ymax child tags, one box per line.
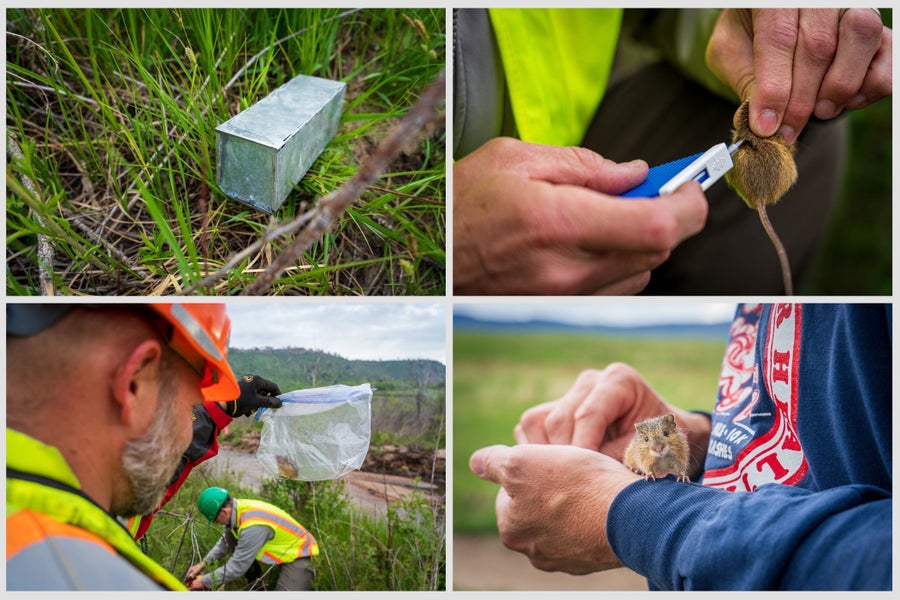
<box><xmin>149</xmin><ymin>304</ymin><xmax>240</xmax><ymax>403</ymax></box>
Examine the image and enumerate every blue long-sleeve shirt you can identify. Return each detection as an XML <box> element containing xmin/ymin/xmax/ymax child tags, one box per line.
<box><xmin>608</xmin><ymin>304</ymin><xmax>891</xmax><ymax>590</ymax></box>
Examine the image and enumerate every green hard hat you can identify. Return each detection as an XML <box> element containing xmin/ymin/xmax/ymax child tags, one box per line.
<box><xmin>197</xmin><ymin>486</ymin><xmax>229</xmax><ymax>522</ymax></box>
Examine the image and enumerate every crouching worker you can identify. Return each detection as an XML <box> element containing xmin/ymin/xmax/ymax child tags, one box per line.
<box><xmin>186</xmin><ymin>487</ymin><xmax>318</xmax><ymax>591</ymax></box>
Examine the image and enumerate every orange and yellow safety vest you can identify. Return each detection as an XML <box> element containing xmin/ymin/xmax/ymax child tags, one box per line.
<box><xmin>233</xmin><ymin>498</ymin><xmax>319</xmax><ymax>564</ymax></box>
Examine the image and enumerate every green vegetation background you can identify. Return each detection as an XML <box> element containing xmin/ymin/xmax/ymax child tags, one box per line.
<box><xmin>804</xmin><ymin>8</ymin><xmax>891</xmax><ymax>294</ymax></box>
<box><xmin>453</xmin><ymin>329</ymin><xmax>727</xmax><ymax>533</ymax></box>
<box><xmin>7</xmin><ymin>8</ymin><xmax>445</xmax><ymax>295</ymax></box>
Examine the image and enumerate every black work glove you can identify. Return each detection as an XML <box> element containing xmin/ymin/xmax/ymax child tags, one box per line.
<box><xmin>229</xmin><ymin>374</ymin><xmax>283</xmax><ymax>417</ymax></box>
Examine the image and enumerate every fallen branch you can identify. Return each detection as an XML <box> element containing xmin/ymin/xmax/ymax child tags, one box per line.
<box><xmin>8</xmin><ymin>132</ymin><xmax>55</xmax><ymax>296</ymax></box>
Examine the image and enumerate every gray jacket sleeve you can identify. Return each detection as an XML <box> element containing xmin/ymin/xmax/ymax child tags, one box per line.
<box><xmin>202</xmin><ymin>525</ymin><xmax>274</xmax><ymax>589</ymax></box>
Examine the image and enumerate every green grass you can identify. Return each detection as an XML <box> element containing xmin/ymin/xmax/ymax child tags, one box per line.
<box><xmin>452</xmin><ymin>330</ymin><xmax>726</xmax><ymax>533</ymax></box>
<box><xmin>7</xmin><ymin>8</ymin><xmax>445</xmax><ymax>295</ymax></box>
<box><xmin>804</xmin><ymin>96</ymin><xmax>892</xmax><ymax>294</ymax></box>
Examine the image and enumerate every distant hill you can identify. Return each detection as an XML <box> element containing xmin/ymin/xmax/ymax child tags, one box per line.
<box><xmin>227</xmin><ymin>347</ymin><xmax>445</xmax><ymax>392</ymax></box>
<box><xmin>453</xmin><ymin>314</ymin><xmax>731</xmax><ymax>340</ymax></box>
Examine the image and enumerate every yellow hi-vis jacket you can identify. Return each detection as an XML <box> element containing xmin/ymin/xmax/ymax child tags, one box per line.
<box><xmin>6</xmin><ymin>429</ymin><xmax>185</xmax><ymax>590</ymax></box>
<box><xmin>488</xmin><ymin>8</ymin><xmax>623</xmax><ymax>147</ymax></box>
<box><xmin>234</xmin><ymin>498</ymin><xmax>319</xmax><ymax>564</ymax></box>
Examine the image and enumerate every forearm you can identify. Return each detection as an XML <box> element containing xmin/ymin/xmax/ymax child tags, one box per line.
<box><xmin>204</xmin><ymin>534</ymin><xmax>232</xmax><ymax>564</ymax></box>
<box><xmin>607</xmin><ymin>480</ymin><xmax>891</xmax><ymax>590</ymax></box>
<box><xmin>202</xmin><ymin>554</ymin><xmax>255</xmax><ymax>588</ymax></box>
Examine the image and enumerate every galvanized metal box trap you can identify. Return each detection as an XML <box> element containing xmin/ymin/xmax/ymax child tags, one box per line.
<box><xmin>216</xmin><ymin>74</ymin><xmax>346</xmax><ymax>213</ymax></box>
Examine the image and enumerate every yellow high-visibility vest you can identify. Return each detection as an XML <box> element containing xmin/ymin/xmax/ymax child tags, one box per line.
<box><xmin>234</xmin><ymin>498</ymin><xmax>319</xmax><ymax>564</ymax></box>
<box><xmin>6</xmin><ymin>429</ymin><xmax>185</xmax><ymax>590</ymax></box>
<box><xmin>488</xmin><ymin>8</ymin><xmax>623</xmax><ymax>147</ymax></box>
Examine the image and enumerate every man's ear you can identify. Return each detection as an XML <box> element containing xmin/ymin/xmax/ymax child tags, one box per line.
<box><xmin>111</xmin><ymin>339</ymin><xmax>164</xmax><ymax>429</ymax></box>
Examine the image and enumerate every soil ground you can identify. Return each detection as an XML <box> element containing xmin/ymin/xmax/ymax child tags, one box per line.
<box><xmin>203</xmin><ymin>445</ymin><xmax>444</xmax><ymax>520</ymax></box>
<box><xmin>452</xmin><ymin>534</ymin><xmax>647</xmax><ymax>591</ymax></box>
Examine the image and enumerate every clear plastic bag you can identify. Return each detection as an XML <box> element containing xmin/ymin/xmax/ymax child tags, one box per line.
<box><xmin>255</xmin><ymin>383</ymin><xmax>373</xmax><ymax>481</ymax></box>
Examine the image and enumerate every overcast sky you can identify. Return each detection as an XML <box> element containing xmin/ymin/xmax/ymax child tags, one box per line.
<box><xmin>226</xmin><ymin>302</ymin><xmax>446</xmax><ymax>363</ymax></box>
<box><xmin>453</xmin><ymin>301</ymin><xmax>737</xmax><ymax>327</ymax></box>
<box><xmin>219</xmin><ymin>302</ymin><xmax>738</xmax><ymax>363</ymax></box>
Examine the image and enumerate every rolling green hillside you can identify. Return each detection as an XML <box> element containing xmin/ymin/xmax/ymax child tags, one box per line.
<box><xmin>228</xmin><ymin>347</ymin><xmax>445</xmax><ymax>391</ymax></box>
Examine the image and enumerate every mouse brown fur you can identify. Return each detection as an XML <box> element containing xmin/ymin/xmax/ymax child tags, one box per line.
<box><xmin>726</xmin><ymin>99</ymin><xmax>798</xmax><ymax>207</ymax></box>
<box><xmin>725</xmin><ymin>99</ymin><xmax>797</xmax><ymax>294</ymax></box>
<box><xmin>623</xmin><ymin>413</ymin><xmax>690</xmax><ymax>483</ymax></box>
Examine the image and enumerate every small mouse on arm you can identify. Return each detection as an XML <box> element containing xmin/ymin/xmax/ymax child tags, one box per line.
<box><xmin>623</xmin><ymin>413</ymin><xmax>690</xmax><ymax>483</ymax></box>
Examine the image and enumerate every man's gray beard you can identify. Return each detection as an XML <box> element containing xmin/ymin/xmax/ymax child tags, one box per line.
<box><xmin>115</xmin><ymin>362</ymin><xmax>187</xmax><ymax>517</ymax></box>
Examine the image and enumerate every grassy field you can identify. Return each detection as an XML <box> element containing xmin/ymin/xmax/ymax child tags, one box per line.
<box><xmin>452</xmin><ymin>330</ymin><xmax>726</xmax><ymax>533</ymax></box>
<box><xmin>7</xmin><ymin>8</ymin><xmax>445</xmax><ymax>295</ymax></box>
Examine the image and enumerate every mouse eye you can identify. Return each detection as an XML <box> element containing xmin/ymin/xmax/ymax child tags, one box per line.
<box><xmin>644</xmin><ymin>436</ymin><xmax>649</xmax><ymax>442</ymax></box>
<box><xmin>663</xmin><ymin>431</ymin><xmax>669</xmax><ymax>437</ymax></box>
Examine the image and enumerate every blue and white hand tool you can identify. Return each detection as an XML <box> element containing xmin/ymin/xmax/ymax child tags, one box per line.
<box><xmin>620</xmin><ymin>140</ymin><xmax>744</xmax><ymax>198</ymax></box>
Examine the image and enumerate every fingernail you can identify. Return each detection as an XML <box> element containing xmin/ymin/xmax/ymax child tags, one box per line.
<box><xmin>778</xmin><ymin>124</ymin><xmax>796</xmax><ymax>145</ymax></box>
<box><xmin>757</xmin><ymin>109</ymin><xmax>779</xmax><ymax>136</ymax></box>
<box><xmin>846</xmin><ymin>93</ymin><xmax>867</xmax><ymax>110</ymax></box>
<box><xmin>623</xmin><ymin>159</ymin><xmax>646</xmax><ymax>168</ymax></box>
<box><xmin>815</xmin><ymin>99</ymin><xmax>837</xmax><ymax>119</ymax></box>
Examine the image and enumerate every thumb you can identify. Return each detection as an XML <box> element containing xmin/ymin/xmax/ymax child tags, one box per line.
<box><xmin>514</xmin><ymin>143</ymin><xmax>649</xmax><ymax>195</ymax></box>
<box><xmin>263</xmin><ymin>395</ymin><xmax>283</xmax><ymax>409</ymax></box>
<box><xmin>469</xmin><ymin>444</ymin><xmax>512</xmax><ymax>483</ymax></box>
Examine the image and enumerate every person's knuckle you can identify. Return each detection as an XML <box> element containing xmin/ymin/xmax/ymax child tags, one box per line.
<box><xmin>543</xmin><ymin>408</ymin><xmax>568</xmax><ymax>432</ymax></box>
<box><xmin>564</xmin><ymin>145</ymin><xmax>604</xmax><ymax>171</ymax></box>
<box><xmin>785</xmin><ymin>95</ymin><xmax>817</xmax><ymax>119</ymax></box>
<box><xmin>760</xmin><ymin>17</ymin><xmax>800</xmax><ymax>60</ymax></box>
<box><xmin>603</xmin><ymin>361</ymin><xmax>637</xmax><ymax>380</ymax></box>
<box><xmin>842</xmin><ymin>9</ymin><xmax>884</xmax><ymax>41</ymax></box>
<box><xmin>800</xmin><ymin>27</ymin><xmax>838</xmax><ymax>66</ymax></box>
<box><xmin>642</xmin><ymin>211</ymin><xmax>682</xmax><ymax>250</ymax></box>
<box><xmin>532</xmin><ymin>264</ymin><xmax>583</xmax><ymax>295</ymax></box>
<box><xmin>825</xmin><ymin>72</ymin><xmax>860</xmax><ymax>100</ymax></box>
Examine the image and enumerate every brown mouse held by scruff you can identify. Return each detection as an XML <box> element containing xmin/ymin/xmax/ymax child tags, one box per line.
<box><xmin>726</xmin><ymin>99</ymin><xmax>798</xmax><ymax>207</ymax></box>
<box><xmin>623</xmin><ymin>413</ymin><xmax>690</xmax><ymax>483</ymax></box>
<box><xmin>725</xmin><ymin>99</ymin><xmax>797</xmax><ymax>295</ymax></box>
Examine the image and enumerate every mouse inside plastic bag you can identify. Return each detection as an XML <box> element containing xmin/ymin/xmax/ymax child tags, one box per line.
<box><xmin>254</xmin><ymin>383</ymin><xmax>373</xmax><ymax>481</ymax></box>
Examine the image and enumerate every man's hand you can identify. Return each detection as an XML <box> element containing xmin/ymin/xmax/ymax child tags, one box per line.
<box><xmin>707</xmin><ymin>9</ymin><xmax>891</xmax><ymax>144</ymax></box>
<box><xmin>515</xmin><ymin>363</ymin><xmax>711</xmax><ymax>479</ymax></box>
<box><xmin>223</xmin><ymin>374</ymin><xmax>282</xmax><ymax>417</ymax></box>
<box><xmin>470</xmin><ymin>443</ymin><xmax>639</xmax><ymax>574</ymax></box>
<box><xmin>187</xmin><ymin>576</ymin><xmax>206</xmax><ymax>591</ymax></box>
<box><xmin>184</xmin><ymin>562</ymin><xmax>205</xmax><ymax>581</ymax></box>
<box><xmin>453</xmin><ymin>138</ymin><xmax>708</xmax><ymax>295</ymax></box>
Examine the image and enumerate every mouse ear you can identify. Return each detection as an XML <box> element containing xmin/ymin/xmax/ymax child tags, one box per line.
<box><xmin>661</xmin><ymin>413</ymin><xmax>676</xmax><ymax>425</ymax></box>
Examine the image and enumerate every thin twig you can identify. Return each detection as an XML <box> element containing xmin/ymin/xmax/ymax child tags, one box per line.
<box><xmin>240</xmin><ymin>69</ymin><xmax>445</xmax><ymax>295</ymax></box>
<box><xmin>8</xmin><ymin>133</ymin><xmax>56</xmax><ymax>295</ymax></box>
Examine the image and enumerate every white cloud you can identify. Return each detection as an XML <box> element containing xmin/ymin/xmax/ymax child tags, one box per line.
<box><xmin>225</xmin><ymin>301</ymin><xmax>446</xmax><ymax>363</ymax></box>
